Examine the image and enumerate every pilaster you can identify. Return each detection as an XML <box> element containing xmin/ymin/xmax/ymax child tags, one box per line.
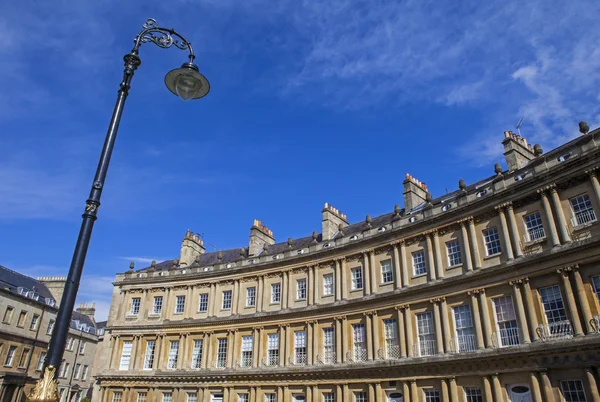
<box><xmin>363</xmin><ymin>252</ymin><xmax>371</xmax><ymax>296</ymax></box>
<box><xmin>558</xmin><ymin>266</ymin><xmax>584</xmax><ymax>336</ymax></box>
<box><xmin>460</xmin><ymin>220</ymin><xmax>473</xmax><ymax>271</ymax></box>
<box><xmin>495</xmin><ymin>204</ymin><xmax>514</xmax><ymax>260</ymax></box>
<box><xmin>392</xmin><ymin>242</ymin><xmax>403</xmax><ymax>289</ymax></box>
<box><xmin>426</xmin><ymin>233</ymin><xmax>437</xmax><ymax>281</ymax></box>
<box><xmin>440</xmin><ymin>297</ymin><xmax>451</xmax><ymax>354</ymax></box>
<box><xmin>467</xmin><ymin>217</ymin><xmax>482</xmax><ymax>269</ymax></box>
<box><xmin>522</xmin><ymin>278</ymin><xmax>540</xmax><ymax>342</ymax></box>
<box><xmin>549</xmin><ymin>185</ymin><xmax>571</xmax><ymax>243</ymax></box>
<box><xmin>431</xmin><ymin>299</ymin><xmax>444</xmax><ymax>354</ymax></box>
<box><xmin>572</xmin><ymin>264</ymin><xmax>594</xmax><ymax>334</ymax></box>
<box><xmin>468</xmin><ymin>290</ymin><xmax>485</xmax><ymax>349</ymax></box>
<box><xmin>509</xmin><ymin>279</ymin><xmax>531</xmax><ymax>344</ymax></box>
<box><xmin>433</xmin><ymin>230</ymin><xmax>444</xmax><ymax>279</ymax></box>
<box><xmin>538</xmin><ymin>186</ymin><xmax>561</xmax><ymax>247</ymax></box>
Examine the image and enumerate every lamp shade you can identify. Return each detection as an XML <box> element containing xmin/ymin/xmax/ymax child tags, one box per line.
<box><xmin>164</xmin><ymin>62</ymin><xmax>210</xmax><ymax>101</ymax></box>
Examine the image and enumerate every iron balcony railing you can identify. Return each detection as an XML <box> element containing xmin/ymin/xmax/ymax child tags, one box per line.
<box><xmin>571</xmin><ymin>210</ymin><xmax>597</xmax><ymax>228</ymax></box>
<box><xmin>536</xmin><ymin>320</ymin><xmax>573</xmax><ymax>341</ymax></box>
<box><xmin>316</xmin><ymin>352</ymin><xmax>337</xmax><ymax>365</ymax></box>
<box><xmin>417</xmin><ymin>339</ymin><xmax>436</xmax><ymax>357</ymax></box>
<box><xmin>455</xmin><ymin>334</ymin><xmax>477</xmax><ymax>352</ymax></box>
<box><xmin>523</xmin><ymin>227</ymin><xmax>546</xmax><ymax>243</ymax></box>
<box><xmin>497</xmin><ymin>326</ymin><xmax>520</xmax><ymax>347</ymax></box>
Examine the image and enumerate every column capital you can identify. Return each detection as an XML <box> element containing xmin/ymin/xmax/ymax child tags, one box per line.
<box><xmin>364</xmin><ymin>248</ymin><xmax>375</xmax><ymax>254</ymax></box>
<box><xmin>252</xmin><ymin>326</ymin><xmax>264</xmax><ymax>331</ymax></box>
<box><xmin>509</xmin><ymin>278</ymin><xmax>524</xmax><ymax>286</ymax></box>
<box><xmin>536</xmin><ymin>183</ymin><xmax>556</xmax><ymax>196</ymax></box>
<box><xmin>334</xmin><ymin>256</ymin><xmax>345</xmax><ymax>262</ymax></box>
<box><xmin>429</xmin><ymin>297</ymin><xmax>444</xmax><ymax>304</ymax></box>
<box><xmin>585</xmin><ymin>167</ymin><xmax>599</xmax><ymax>177</ymax></box>
<box><xmin>390</xmin><ymin>240</ymin><xmax>403</xmax><ymax>247</ymax></box>
<box><xmin>495</xmin><ymin>201</ymin><xmax>513</xmax><ymax>211</ymax></box>
<box><xmin>396</xmin><ymin>304</ymin><xmax>410</xmax><ymax>310</ymax></box>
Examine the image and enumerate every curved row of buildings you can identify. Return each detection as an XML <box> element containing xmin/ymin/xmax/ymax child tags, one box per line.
<box><xmin>96</xmin><ymin>128</ymin><xmax>600</xmax><ymax>402</ymax></box>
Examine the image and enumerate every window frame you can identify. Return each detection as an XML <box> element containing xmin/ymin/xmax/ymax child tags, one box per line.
<box><xmin>198</xmin><ymin>293</ymin><xmax>209</xmax><ymax>312</ymax></box>
<box><xmin>523</xmin><ymin>211</ymin><xmax>545</xmax><ymax>242</ymax></box>
<box><xmin>351</xmin><ymin>268</ymin><xmax>363</xmax><ymax>290</ymax></box>
<box><xmin>323</xmin><ymin>274</ymin><xmax>334</xmax><ymax>296</ymax></box>
<box><xmin>130</xmin><ymin>297</ymin><xmax>141</xmax><ymax>315</ymax></box>
<box><xmin>412</xmin><ymin>250</ymin><xmax>427</xmax><ymax>276</ymax></box>
<box><xmin>446</xmin><ymin>240</ymin><xmax>462</xmax><ymax>267</ymax></box>
<box><xmin>271</xmin><ymin>283</ymin><xmax>281</xmax><ymax>303</ymax></box>
<box><xmin>174</xmin><ymin>295</ymin><xmax>186</xmax><ymax>314</ymax></box>
<box><xmin>222</xmin><ymin>290</ymin><xmax>233</xmax><ymax>310</ymax></box>
<box><xmin>246</xmin><ymin>287</ymin><xmax>256</xmax><ymax>307</ymax></box>
<box><xmin>152</xmin><ymin>296</ymin><xmax>163</xmax><ymax>314</ymax></box>
<box><xmin>167</xmin><ymin>340</ymin><xmax>180</xmax><ymax>370</ymax></box>
<box><xmin>381</xmin><ymin>260</ymin><xmax>393</xmax><ymax>284</ymax></box>
<box><xmin>483</xmin><ymin>227</ymin><xmax>502</xmax><ymax>256</ymax></box>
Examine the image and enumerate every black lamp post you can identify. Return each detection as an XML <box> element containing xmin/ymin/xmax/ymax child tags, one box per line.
<box><xmin>27</xmin><ymin>18</ymin><xmax>209</xmax><ymax>402</ymax></box>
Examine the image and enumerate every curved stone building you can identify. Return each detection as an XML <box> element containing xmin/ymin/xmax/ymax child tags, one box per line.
<box><xmin>96</xmin><ymin>127</ymin><xmax>600</xmax><ymax>402</ymax></box>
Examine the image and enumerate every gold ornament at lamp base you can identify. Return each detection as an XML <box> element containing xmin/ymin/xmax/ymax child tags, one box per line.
<box><xmin>26</xmin><ymin>366</ymin><xmax>60</xmax><ymax>402</ymax></box>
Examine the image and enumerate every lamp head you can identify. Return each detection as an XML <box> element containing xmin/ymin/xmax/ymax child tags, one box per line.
<box><xmin>164</xmin><ymin>62</ymin><xmax>210</xmax><ymax>101</ymax></box>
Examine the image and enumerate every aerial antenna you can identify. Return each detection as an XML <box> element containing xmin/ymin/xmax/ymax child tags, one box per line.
<box><xmin>516</xmin><ymin>117</ymin><xmax>524</xmax><ymax>136</ymax></box>
<box><xmin>210</xmin><ymin>243</ymin><xmax>218</xmax><ymax>252</ymax></box>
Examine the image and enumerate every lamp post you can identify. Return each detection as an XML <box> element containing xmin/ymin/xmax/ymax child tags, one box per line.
<box><xmin>26</xmin><ymin>18</ymin><xmax>209</xmax><ymax>402</ymax></box>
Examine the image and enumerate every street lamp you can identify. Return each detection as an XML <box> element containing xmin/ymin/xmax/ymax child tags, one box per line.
<box><xmin>26</xmin><ymin>18</ymin><xmax>209</xmax><ymax>402</ymax></box>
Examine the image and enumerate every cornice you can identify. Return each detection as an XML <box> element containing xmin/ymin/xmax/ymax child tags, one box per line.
<box><xmin>117</xmin><ymin>152</ymin><xmax>600</xmax><ymax>289</ymax></box>
<box><xmin>95</xmin><ymin>337</ymin><xmax>600</xmax><ymax>384</ymax></box>
<box><xmin>107</xmin><ymin>235</ymin><xmax>600</xmax><ymax>333</ymax></box>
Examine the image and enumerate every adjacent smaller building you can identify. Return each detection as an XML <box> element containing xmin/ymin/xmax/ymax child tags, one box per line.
<box><xmin>0</xmin><ymin>266</ymin><xmax>100</xmax><ymax>402</ymax></box>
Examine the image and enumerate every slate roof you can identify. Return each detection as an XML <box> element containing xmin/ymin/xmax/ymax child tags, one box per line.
<box><xmin>0</xmin><ymin>264</ymin><xmax>54</xmax><ymax>300</ymax></box>
<box><xmin>135</xmin><ymin>128</ymin><xmax>600</xmax><ymax>273</ymax></box>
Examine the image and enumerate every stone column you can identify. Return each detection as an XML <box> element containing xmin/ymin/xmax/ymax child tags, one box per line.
<box><xmin>449</xmin><ymin>378</ymin><xmax>458</xmax><ymax>402</ymax></box>
<box><xmin>410</xmin><ymin>380</ymin><xmax>418</xmax><ymax>402</ymax></box>
<box><xmin>433</xmin><ymin>230</ymin><xmax>444</xmax><ymax>279</ymax></box>
<box><xmin>201</xmin><ymin>333</ymin><xmax>209</xmax><ymax>369</ymax></box>
<box><xmin>308</xmin><ymin>265</ymin><xmax>314</xmax><ymax>306</ymax></box>
<box><xmin>365</xmin><ymin>313</ymin><xmax>374</xmax><ymax>360</ymax></box>
<box><xmin>282</xmin><ymin>271</ymin><xmax>288</xmax><ymax>309</ymax></box>
<box><xmin>252</xmin><ymin>327</ymin><xmax>260</xmax><ymax>368</ymax></box>
<box><xmin>432</xmin><ymin>300</ymin><xmax>444</xmax><ymax>355</ymax></box>
<box><xmin>441</xmin><ymin>379</ymin><xmax>450</xmax><ymax>402</ymax></box>
<box><xmin>363</xmin><ymin>252</ymin><xmax>372</xmax><ymax>296</ymax></box>
<box><xmin>185</xmin><ymin>286</ymin><xmax>193</xmax><ymax>318</ymax></box>
<box><xmin>467</xmin><ymin>217</ymin><xmax>482</xmax><ymax>269</ymax></box>
<box><xmin>400</xmin><ymin>241</ymin><xmax>409</xmax><ymax>287</ymax></box>
<box><xmin>336</xmin><ymin>385</ymin><xmax>342</xmax><ymax>402</ymax></box>
<box><xmin>586</xmin><ymin>167</ymin><xmax>600</xmax><ymax>205</ymax></box>
<box><xmin>369</xmin><ymin>250</ymin><xmax>378</xmax><ymax>294</ymax></box>
<box><xmin>341</xmin><ymin>258</ymin><xmax>348</xmax><ymax>300</ymax></box>
<box><xmin>257</xmin><ymin>276</ymin><xmax>264</xmax><ymax>312</ymax></box>
<box><xmin>392</xmin><ymin>242</ymin><xmax>403</xmax><ymax>289</ymax></box>
<box><xmin>584</xmin><ymin>367</ymin><xmax>600</xmax><ymax>401</ymax></box>
<box><xmin>505</xmin><ymin>203</ymin><xmax>523</xmax><ymax>258</ymax></box>
<box><xmin>109</xmin><ymin>335</ymin><xmax>120</xmax><ymax>370</ymax></box>
<box><xmin>307</xmin><ymin>321</ymin><xmax>313</xmax><ymax>365</ymax></box>
<box><xmin>314</xmin><ymin>266</ymin><xmax>320</xmax><ymax>305</ymax></box>
<box><xmin>249</xmin><ymin>387</ymin><xmax>255</xmax><ymax>402</ymax></box>
<box><xmin>496</xmin><ymin>205</ymin><xmax>514</xmax><ymax>260</ymax></box>
<box><xmin>312</xmin><ymin>321</ymin><xmax>319</xmax><ymax>365</ymax></box>
<box><xmin>522</xmin><ymin>278</ymin><xmax>540</xmax><ymax>342</ymax></box>
<box><xmin>372</xmin><ymin>311</ymin><xmax>380</xmax><ymax>359</ymax></box>
<box><xmin>549</xmin><ymin>185</ymin><xmax>571</xmax><ymax>243</ymax></box>
<box><xmin>440</xmin><ymin>298</ymin><xmax>451</xmax><ymax>354</ymax></box>
<box><xmin>491</xmin><ymin>374</ymin><xmax>504</xmax><ymax>402</ymax></box>
<box><xmin>529</xmin><ymin>372</ymin><xmax>543</xmax><ymax>402</ymax></box>
<box><xmin>341</xmin><ymin>316</ymin><xmax>348</xmax><ymax>363</ymax></box>
<box><xmin>540</xmin><ymin>370</ymin><xmax>555</xmax><ymax>402</ymax></box>
<box><xmin>335</xmin><ymin>318</ymin><xmax>342</xmax><ymax>363</ymax></box>
<box><xmin>343</xmin><ymin>384</ymin><xmax>350</xmax><ymax>402</ymax></box>
<box><xmin>375</xmin><ymin>383</ymin><xmax>383</xmax><ymax>402</ymax></box>
<box><xmin>335</xmin><ymin>259</ymin><xmax>342</xmax><ymax>301</ymax></box>
<box><xmin>279</xmin><ymin>325</ymin><xmax>286</xmax><ymax>366</ymax></box>
<box><xmin>404</xmin><ymin>306</ymin><xmax>414</xmax><ymax>357</ymax></box>
<box><xmin>426</xmin><ymin>234</ymin><xmax>437</xmax><ymax>281</ymax></box>
<box><xmin>396</xmin><ymin>307</ymin><xmax>407</xmax><ymax>358</ymax></box>
<box><xmin>469</xmin><ymin>291</ymin><xmax>485</xmax><ymax>350</ymax></box>
<box><xmin>223</xmin><ymin>388</ymin><xmax>229</xmax><ymax>402</ymax></box>
<box><xmin>368</xmin><ymin>384</ymin><xmax>375</xmax><ymax>402</ymax></box>
<box><xmin>559</xmin><ymin>267</ymin><xmax>584</xmax><ymax>336</ymax></box>
<box><xmin>510</xmin><ymin>280</ymin><xmax>531</xmax><ymax>344</ymax></box>
<box><xmin>306</xmin><ymin>385</ymin><xmax>312</xmax><ymax>402</ymax></box>
<box><xmin>479</xmin><ymin>289</ymin><xmax>493</xmax><ymax>348</ymax></box>
<box><xmin>572</xmin><ymin>265</ymin><xmax>594</xmax><ymax>334</ymax></box>
<box><xmin>482</xmin><ymin>376</ymin><xmax>493</xmax><ymax>402</ymax></box>
<box><xmin>460</xmin><ymin>221</ymin><xmax>473</xmax><ymax>271</ymax></box>
<box><xmin>209</xmin><ymin>283</ymin><xmax>217</xmax><ymax>317</ymax></box>
<box><xmin>402</xmin><ymin>382</ymin><xmax>410</xmax><ymax>402</ymax></box>
<box><xmin>537</xmin><ymin>187</ymin><xmax>561</xmax><ymax>247</ymax></box>
<box><xmin>130</xmin><ymin>335</ymin><xmax>139</xmax><ymax>370</ymax></box>
<box><xmin>178</xmin><ymin>333</ymin><xmax>189</xmax><ymax>369</ymax></box>
<box><xmin>227</xmin><ymin>330</ymin><xmax>234</xmax><ymax>368</ymax></box>
<box><xmin>287</xmin><ymin>271</ymin><xmax>294</xmax><ymax>308</ymax></box>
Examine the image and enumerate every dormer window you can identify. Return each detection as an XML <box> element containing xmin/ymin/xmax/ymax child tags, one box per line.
<box><xmin>476</xmin><ymin>189</ymin><xmax>488</xmax><ymax>198</ymax></box>
<box><xmin>297</xmin><ymin>250</ymin><xmax>305</xmax><ymax>255</ymax></box>
<box><xmin>515</xmin><ymin>171</ymin><xmax>529</xmax><ymax>181</ymax></box>
<box><xmin>378</xmin><ymin>227</ymin><xmax>386</xmax><ymax>232</ymax></box>
<box><xmin>558</xmin><ymin>153</ymin><xmax>572</xmax><ymax>162</ymax></box>
<box><xmin>226</xmin><ymin>263</ymin><xmax>232</xmax><ymax>268</ymax></box>
<box><xmin>323</xmin><ymin>243</ymin><xmax>331</xmax><ymax>248</ymax></box>
<box><xmin>441</xmin><ymin>204</ymin><xmax>452</xmax><ymax>212</ymax></box>
<box><xmin>249</xmin><ymin>259</ymin><xmax>256</xmax><ymax>264</ymax></box>
<box><xmin>408</xmin><ymin>216</ymin><xmax>417</xmax><ymax>223</ymax></box>
<box><xmin>203</xmin><ymin>267</ymin><xmax>209</xmax><ymax>272</ymax></box>
<box><xmin>350</xmin><ymin>235</ymin><xmax>358</xmax><ymax>241</ymax></box>
<box><xmin>273</xmin><ymin>255</ymin><xmax>281</xmax><ymax>260</ymax></box>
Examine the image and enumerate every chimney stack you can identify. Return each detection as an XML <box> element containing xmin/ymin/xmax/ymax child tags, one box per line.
<box><xmin>180</xmin><ymin>230</ymin><xmax>206</xmax><ymax>267</ymax></box>
<box><xmin>37</xmin><ymin>276</ymin><xmax>67</xmax><ymax>305</ymax></box>
<box><xmin>249</xmin><ymin>219</ymin><xmax>275</xmax><ymax>257</ymax></box>
<box><xmin>322</xmin><ymin>202</ymin><xmax>349</xmax><ymax>240</ymax></box>
<box><xmin>76</xmin><ymin>302</ymin><xmax>96</xmax><ymax>322</ymax></box>
<box><xmin>403</xmin><ymin>173</ymin><xmax>430</xmax><ymax>211</ymax></box>
<box><xmin>502</xmin><ymin>131</ymin><xmax>536</xmax><ymax>171</ymax></box>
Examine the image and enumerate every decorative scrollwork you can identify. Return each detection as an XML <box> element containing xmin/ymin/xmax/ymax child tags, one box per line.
<box><xmin>136</xmin><ymin>18</ymin><xmax>191</xmax><ymax>53</ymax></box>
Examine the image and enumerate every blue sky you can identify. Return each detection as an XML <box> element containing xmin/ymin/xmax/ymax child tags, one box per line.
<box><xmin>1</xmin><ymin>0</ymin><xmax>599</xmax><ymax>320</ymax></box>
